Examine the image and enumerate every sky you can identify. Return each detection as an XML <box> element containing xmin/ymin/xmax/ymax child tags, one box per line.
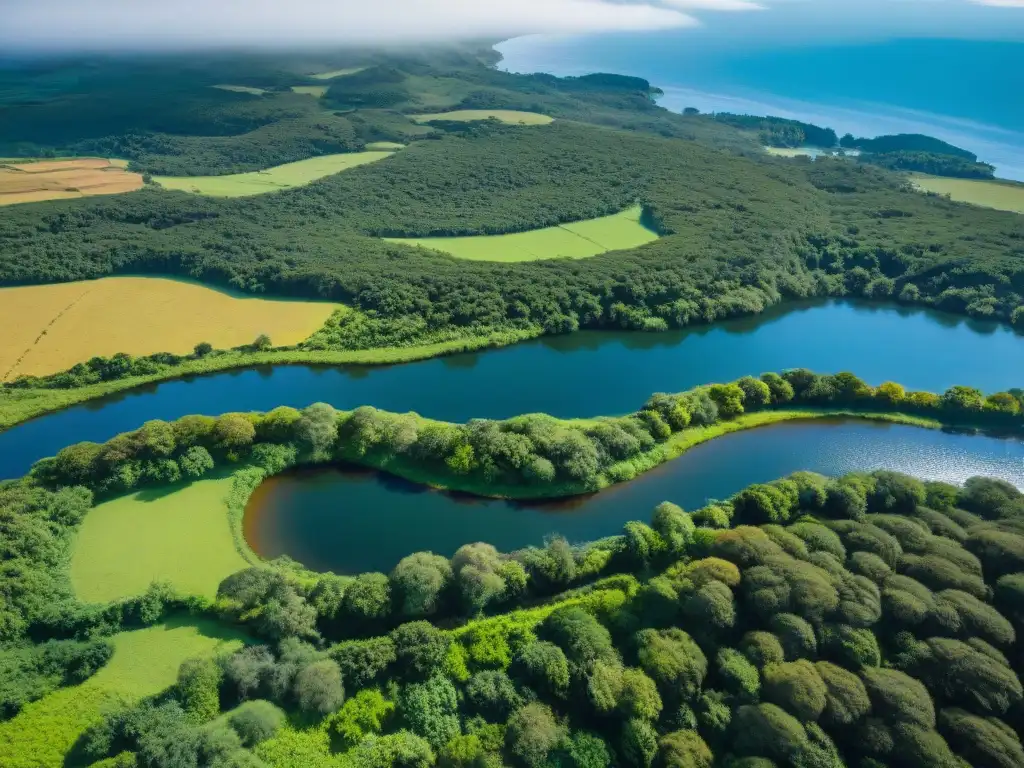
<box><xmin>1</xmin><ymin>0</ymin><xmax>1020</xmax><ymax>52</ymax></box>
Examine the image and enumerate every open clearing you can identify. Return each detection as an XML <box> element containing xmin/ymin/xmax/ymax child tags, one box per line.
<box><xmin>290</xmin><ymin>85</ymin><xmax>329</xmax><ymax>98</ymax></box>
<box><xmin>911</xmin><ymin>173</ymin><xmax>1024</xmax><ymax>214</ymax></box>
<box><xmin>154</xmin><ymin>151</ymin><xmax>392</xmax><ymax>196</ymax></box>
<box><xmin>365</xmin><ymin>141</ymin><xmax>406</xmax><ymax>150</ymax></box>
<box><xmin>0</xmin><ymin>157</ymin><xmax>142</xmax><ymax>205</ymax></box>
<box><xmin>0</xmin><ymin>619</ymin><xmax>247</xmax><ymax>768</ymax></box>
<box><xmin>0</xmin><ymin>276</ymin><xmax>337</xmax><ymax>381</ymax></box>
<box><xmin>310</xmin><ymin>67</ymin><xmax>365</xmax><ymax>79</ymax></box>
<box><xmin>211</xmin><ymin>84</ymin><xmax>267</xmax><ymax>95</ymax></box>
<box><xmin>410</xmin><ymin>109</ymin><xmax>554</xmax><ymax>125</ymax></box>
<box><xmin>71</xmin><ymin>472</ymin><xmax>248</xmax><ymax>602</ymax></box>
<box><xmin>387</xmin><ymin>205</ymin><xmax>659</xmax><ymax>262</ymax></box>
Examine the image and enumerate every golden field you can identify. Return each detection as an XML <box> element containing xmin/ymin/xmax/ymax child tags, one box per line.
<box><xmin>0</xmin><ymin>276</ymin><xmax>338</xmax><ymax>380</ymax></box>
<box><xmin>0</xmin><ymin>158</ymin><xmax>142</xmax><ymax>205</ymax></box>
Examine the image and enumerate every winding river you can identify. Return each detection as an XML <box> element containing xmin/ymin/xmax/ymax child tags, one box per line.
<box><xmin>3</xmin><ymin>299</ymin><xmax>1024</xmax><ymax>480</ymax></box>
<box><xmin>246</xmin><ymin>420</ymin><xmax>1024</xmax><ymax>573</ymax></box>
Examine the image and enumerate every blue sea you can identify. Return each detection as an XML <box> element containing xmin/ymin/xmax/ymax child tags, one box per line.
<box><xmin>498</xmin><ymin>35</ymin><xmax>1024</xmax><ymax>180</ymax></box>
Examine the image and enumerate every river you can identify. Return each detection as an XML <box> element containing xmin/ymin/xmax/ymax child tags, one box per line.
<box><xmin>3</xmin><ymin>299</ymin><xmax>1024</xmax><ymax>480</ymax></box>
<box><xmin>245</xmin><ymin>420</ymin><xmax>1024</xmax><ymax>573</ymax></box>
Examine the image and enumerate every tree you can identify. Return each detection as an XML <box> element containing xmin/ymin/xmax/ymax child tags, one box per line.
<box><xmin>657</xmin><ymin>730</ymin><xmax>713</xmax><ymax>768</ymax></box>
<box><xmin>619</xmin><ymin>668</ymin><xmax>663</xmax><ymax>721</ymax></box>
<box><xmin>329</xmin><ymin>689</ymin><xmax>395</xmax><ymax>748</ymax></box>
<box><xmin>228</xmin><ymin>700</ymin><xmax>285</xmax><ymax>746</ymax></box>
<box><xmin>214</xmin><ymin>413</ymin><xmax>256</xmax><ymax>450</ymax></box>
<box><xmin>741</xmin><ymin>631</ymin><xmax>785</xmax><ymax>668</ymax></box>
<box><xmin>511</xmin><ymin>641</ymin><xmax>570</xmax><ymax>699</ymax></box>
<box><xmin>193</xmin><ymin>342</ymin><xmax>213</xmax><ymax>357</ymax></box>
<box><xmin>716</xmin><ymin>648</ymin><xmax>760</xmax><ymax>702</ymax></box>
<box><xmin>294</xmin><ymin>402</ymin><xmax>338</xmax><ymax>456</ymax></box>
<box><xmin>464</xmin><ymin>670</ymin><xmax>522</xmax><ymax>721</ymax></box>
<box><xmin>401</xmin><ymin>675</ymin><xmax>460</xmax><ymax>749</ymax></box>
<box><xmin>861</xmin><ymin>667</ymin><xmax>935</xmax><ymax>728</ymax></box>
<box><xmin>539</xmin><ymin>606</ymin><xmax>616</xmax><ymax>677</ymax></box>
<box><xmin>768</xmin><ymin>613</ymin><xmax>817</xmax><ymax>660</ymax></box>
<box><xmin>683</xmin><ymin>579</ymin><xmax>735</xmax><ymax>632</ymax></box>
<box><xmin>331</xmin><ymin>636</ymin><xmax>396</xmax><ymax>688</ymax></box>
<box><xmin>293</xmin><ymin>659</ymin><xmax>344</xmax><ymax>715</ymax></box>
<box><xmin>815</xmin><ymin>661</ymin><xmax>870</xmax><ymax>726</ymax></box>
<box><xmin>343</xmin><ymin>572</ymin><xmax>392</xmax><ymax>624</ymax></box>
<box><xmin>452</xmin><ymin>542</ymin><xmax>509</xmax><ymax>614</ymax></box>
<box><xmin>391</xmin><ymin>621</ymin><xmax>450</xmax><ymax>679</ymax></box>
<box><xmin>346</xmin><ymin>730</ymin><xmax>435</xmax><ymax>768</ymax></box>
<box><xmin>506</xmin><ymin>703</ymin><xmax>565</xmax><ymax>768</ymax></box>
<box><xmin>179</xmin><ymin>446</ymin><xmax>214</xmax><ymax>478</ymax></box>
<box><xmin>707</xmin><ymin>384</ymin><xmax>745</xmax><ymax>418</ymax></box>
<box><xmin>587</xmin><ymin>660</ymin><xmax>624</xmax><ymax>715</ymax></box>
<box><xmin>938</xmin><ymin>708</ymin><xmax>1024</xmax><ymax>768</ymax></box>
<box><xmin>763</xmin><ymin>660</ymin><xmax>827</xmax><ymax>721</ymax></box>
<box><xmin>390</xmin><ymin>552</ymin><xmax>453</xmax><ymax>617</ymax></box>
<box><xmin>941</xmin><ymin>385</ymin><xmax>984</xmax><ymax>412</ymax></box>
<box><xmin>177</xmin><ymin>657</ymin><xmax>222</xmax><ymax>722</ymax></box>
<box><xmin>732</xmin><ymin>703</ymin><xmax>807</xmax><ymax>764</ymax></box>
<box><xmin>736</xmin><ymin>376</ymin><xmax>771</xmax><ymax>409</ymax></box>
<box><xmin>635</xmin><ymin>628</ymin><xmax>707</xmax><ymax>703</ymax></box>
<box><xmin>651</xmin><ymin>502</ymin><xmax>694</xmax><ymax>556</ymax></box>
<box><xmin>253</xmin><ymin>334</ymin><xmax>273</xmax><ymax>351</ymax></box>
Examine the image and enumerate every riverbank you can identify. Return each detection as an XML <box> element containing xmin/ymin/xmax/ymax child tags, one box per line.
<box><xmin>0</xmin><ymin>327</ymin><xmax>541</xmax><ymax>431</ymax></box>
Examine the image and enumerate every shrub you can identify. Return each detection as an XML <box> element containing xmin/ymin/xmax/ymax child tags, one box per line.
<box><xmin>329</xmin><ymin>688</ymin><xmax>395</xmax><ymax>748</ymax></box>
<box><xmin>511</xmin><ymin>641</ymin><xmax>570</xmax><ymax>699</ymax></box>
<box><xmin>228</xmin><ymin>700</ymin><xmax>286</xmax><ymax>746</ymax></box>
<box><xmin>293</xmin><ymin>659</ymin><xmax>344</xmax><ymax>715</ymax></box>
<box><xmin>762</xmin><ymin>660</ymin><xmax>827</xmax><ymax>721</ymax></box>
<box><xmin>506</xmin><ymin>703</ymin><xmax>565</xmax><ymax>768</ymax></box>
<box><xmin>401</xmin><ymin>675</ymin><xmax>460</xmax><ymax>749</ymax></box>
<box><xmin>392</xmin><ymin>621</ymin><xmax>451</xmax><ymax>680</ymax></box>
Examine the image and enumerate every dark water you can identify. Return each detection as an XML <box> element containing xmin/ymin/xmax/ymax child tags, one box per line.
<box><xmin>3</xmin><ymin>299</ymin><xmax>1024</xmax><ymax>480</ymax></box>
<box><xmin>245</xmin><ymin>420</ymin><xmax>1024</xmax><ymax>574</ymax></box>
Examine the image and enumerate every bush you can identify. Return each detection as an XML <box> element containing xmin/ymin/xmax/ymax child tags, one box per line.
<box><xmin>293</xmin><ymin>659</ymin><xmax>344</xmax><ymax>715</ymax></box>
<box><xmin>329</xmin><ymin>688</ymin><xmax>395</xmax><ymax>748</ymax></box>
<box><xmin>511</xmin><ymin>641</ymin><xmax>570</xmax><ymax>699</ymax></box>
<box><xmin>228</xmin><ymin>700</ymin><xmax>286</xmax><ymax>746</ymax></box>
<box><xmin>506</xmin><ymin>703</ymin><xmax>565</xmax><ymax>768</ymax></box>
<box><xmin>392</xmin><ymin>621</ymin><xmax>451</xmax><ymax>680</ymax></box>
<box><xmin>762</xmin><ymin>660</ymin><xmax>827</xmax><ymax>721</ymax></box>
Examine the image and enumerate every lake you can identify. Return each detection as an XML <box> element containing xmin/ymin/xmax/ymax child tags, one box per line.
<box><xmin>2</xmin><ymin>299</ymin><xmax>1024</xmax><ymax>479</ymax></box>
<box><xmin>245</xmin><ymin>419</ymin><xmax>1024</xmax><ymax>574</ymax></box>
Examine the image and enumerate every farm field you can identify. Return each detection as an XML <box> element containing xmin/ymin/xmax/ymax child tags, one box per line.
<box><xmin>365</xmin><ymin>140</ymin><xmax>406</xmax><ymax>150</ymax></box>
<box><xmin>153</xmin><ymin>150</ymin><xmax>392</xmax><ymax>196</ymax></box>
<box><xmin>71</xmin><ymin>472</ymin><xmax>248</xmax><ymax>602</ymax></box>
<box><xmin>0</xmin><ymin>276</ymin><xmax>337</xmax><ymax>381</ymax></box>
<box><xmin>410</xmin><ymin>109</ymin><xmax>554</xmax><ymax>125</ymax></box>
<box><xmin>387</xmin><ymin>205</ymin><xmax>659</xmax><ymax>262</ymax></box>
<box><xmin>0</xmin><ymin>619</ymin><xmax>247</xmax><ymax>768</ymax></box>
<box><xmin>911</xmin><ymin>173</ymin><xmax>1024</xmax><ymax>213</ymax></box>
<box><xmin>0</xmin><ymin>157</ymin><xmax>142</xmax><ymax>205</ymax></box>
<box><xmin>290</xmin><ymin>84</ymin><xmax>329</xmax><ymax>97</ymax></box>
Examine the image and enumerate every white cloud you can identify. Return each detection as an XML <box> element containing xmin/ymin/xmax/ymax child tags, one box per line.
<box><xmin>0</xmin><ymin>0</ymin><xmax>764</xmax><ymax>52</ymax></box>
<box><xmin>968</xmin><ymin>0</ymin><xmax>1024</xmax><ymax>6</ymax></box>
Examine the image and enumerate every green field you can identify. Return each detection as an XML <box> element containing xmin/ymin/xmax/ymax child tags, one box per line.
<box><xmin>365</xmin><ymin>141</ymin><xmax>406</xmax><ymax>150</ymax></box>
<box><xmin>911</xmin><ymin>173</ymin><xmax>1024</xmax><ymax>214</ymax></box>
<box><xmin>153</xmin><ymin>151</ymin><xmax>393</xmax><ymax>197</ymax></box>
<box><xmin>0</xmin><ymin>619</ymin><xmax>246</xmax><ymax>768</ymax></box>
<box><xmin>410</xmin><ymin>109</ymin><xmax>553</xmax><ymax>125</ymax></box>
<box><xmin>71</xmin><ymin>472</ymin><xmax>248</xmax><ymax>602</ymax></box>
<box><xmin>386</xmin><ymin>205</ymin><xmax>659</xmax><ymax>262</ymax></box>
<box><xmin>289</xmin><ymin>85</ymin><xmax>329</xmax><ymax>98</ymax></box>
<box><xmin>309</xmin><ymin>67</ymin><xmax>365</xmax><ymax>80</ymax></box>
<box><xmin>211</xmin><ymin>84</ymin><xmax>266</xmax><ymax>96</ymax></box>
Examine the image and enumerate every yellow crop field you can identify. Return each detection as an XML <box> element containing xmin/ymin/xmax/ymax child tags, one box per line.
<box><xmin>153</xmin><ymin>151</ymin><xmax>393</xmax><ymax>197</ymax></box>
<box><xmin>410</xmin><ymin>109</ymin><xmax>554</xmax><ymax>125</ymax></box>
<box><xmin>911</xmin><ymin>173</ymin><xmax>1024</xmax><ymax>214</ymax></box>
<box><xmin>310</xmin><ymin>67</ymin><xmax>365</xmax><ymax>79</ymax></box>
<box><xmin>71</xmin><ymin>472</ymin><xmax>247</xmax><ymax>602</ymax></box>
<box><xmin>0</xmin><ymin>276</ymin><xmax>337</xmax><ymax>380</ymax></box>
<box><xmin>0</xmin><ymin>157</ymin><xmax>143</xmax><ymax>206</ymax></box>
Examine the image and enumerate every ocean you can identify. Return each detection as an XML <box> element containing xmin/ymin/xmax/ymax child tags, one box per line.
<box><xmin>497</xmin><ymin>35</ymin><xmax>1024</xmax><ymax>180</ymax></box>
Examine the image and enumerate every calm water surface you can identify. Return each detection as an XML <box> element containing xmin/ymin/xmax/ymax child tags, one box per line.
<box><xmin>2</xmin><ymin>300</ymin><xmax>1024</xmax><ymax>479</ymax></box>
<box><xmin>246</xmin><ymin>420</ymin><xmax>1024</xmax><ymax>573</ymax></box>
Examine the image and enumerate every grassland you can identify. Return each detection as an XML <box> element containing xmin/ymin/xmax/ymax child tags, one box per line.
<box><xmin>211</xmin><ymin>84</ymin><xmax>267</xmax><ymax>95</ymax></box>
<box><xmin>289</xmin><ymin>85</ymin><xmax>329</xmax><ymax>98</ymax></box>
<box><xmin>410</xmin><ymin>109</ymin><xmax>554</xmax><ymax>125</ymax></box>
<box><xmin>0</xmin><ymin>158</ymin><xmax>142</xmax><ymax>206</ymax></box>
<box><xmin>911</xmin><ymin>173</ymin><xmax>1024</xmax><ymax>214</ymax></box>
<box><xmin>153</xmin><ymin>151</ymin><xmax>393</xmax><ymax>196</ymax></box>
<box><xmin>0</xmin><ymin>618</ymin><xmax>247</xmax><ymax>768</ymax></box>
<box><xmin>387</xmin><ymin>205</ymin><xmax>659</xmax><ymax>262</ymax></box>
<box><xmin>309</xmin><ymin>67</ymin><xmax>365</xmax><ymax>80</ymax></box>
<box><xmin>0</xmin><ymin>276</ymin><xmax>338</xmax><ymax>381</ymax></box>
<box><xmin>71</xmin><ymin>472</ymin><xmax>249</xmax><ymax>603</ymax></box>
<box><xmin>365</xmin><ymin>141</ymin><xmax>406</xmax><ymax>150</ymax></box>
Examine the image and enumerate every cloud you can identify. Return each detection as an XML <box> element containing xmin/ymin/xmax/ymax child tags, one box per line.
<box><xmin>968</xmin><ymin>0</ymin><xmax>1024</xmax><ymax>6</ymax></box>
<box><xmin>0</xmin><ymin>0</ymin><xmax>763</xmax><ymax>53</ymax></box>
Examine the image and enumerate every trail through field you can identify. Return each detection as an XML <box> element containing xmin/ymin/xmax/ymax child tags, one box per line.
<box><xmin>0</xmin><ymin>284</ymin><xmax>95</xmax><ymax>381</ymax></box>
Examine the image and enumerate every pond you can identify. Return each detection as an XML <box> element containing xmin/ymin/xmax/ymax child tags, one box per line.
<box><xmin>2</xmin><ymin>299</ymin><xmax>1023</xmax><ymax>479</ymax></box>
<box><xmin>245</xmin><ymin>419</ymin><xmax>1024</xmax><ymax>574</ymax></box>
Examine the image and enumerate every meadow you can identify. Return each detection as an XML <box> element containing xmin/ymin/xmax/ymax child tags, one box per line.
<box><xmin>289</xmin><ymin>85</ymin><xmax>329</xmax><ymax>98</ymax></box>
<box><xmin>153</xmin><ymin>150</ymin><xmax>393</xmax><ymax>196</ymax></box>
<box><xmin>70</xmin><ymin>472</ymin><xmax>249</xmax><ymax>603</ymax></box>
<box><xmin>912</xmin><ymin>173</ymin><xmax>1024</xmax><ymax>213</ymax></box>
<box><xmin>309</xmin><ymin>67</ymin><xmax>365</xmax><ymax>79</ymax></box>
<box><xmin>410</xmin><ymin>109</ymin><xmax>554</xmax><ymax>125</ymax></box>
<box><xmin>211</xmin><ymin>84</ymin><xmax>267</xmax><ymax>96</ymax></box>
<box><xmin>0</xmin><ymin>276</ymin><xmax>337</xmax><ymax>381</ymax></box>
<box><xmin>0</xmin><ymin>619</ymin><xmax>247</xmax><ymax>768</ymax></box>
<box><xmin>0</xmin><ymin>157</ymin><xmax>142</xmax><ymax>205</ymax></box>
<box><xmin>387</xmin><ymin>205</ymin><xmax>659</xmax><ymax>262</ymax></box>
